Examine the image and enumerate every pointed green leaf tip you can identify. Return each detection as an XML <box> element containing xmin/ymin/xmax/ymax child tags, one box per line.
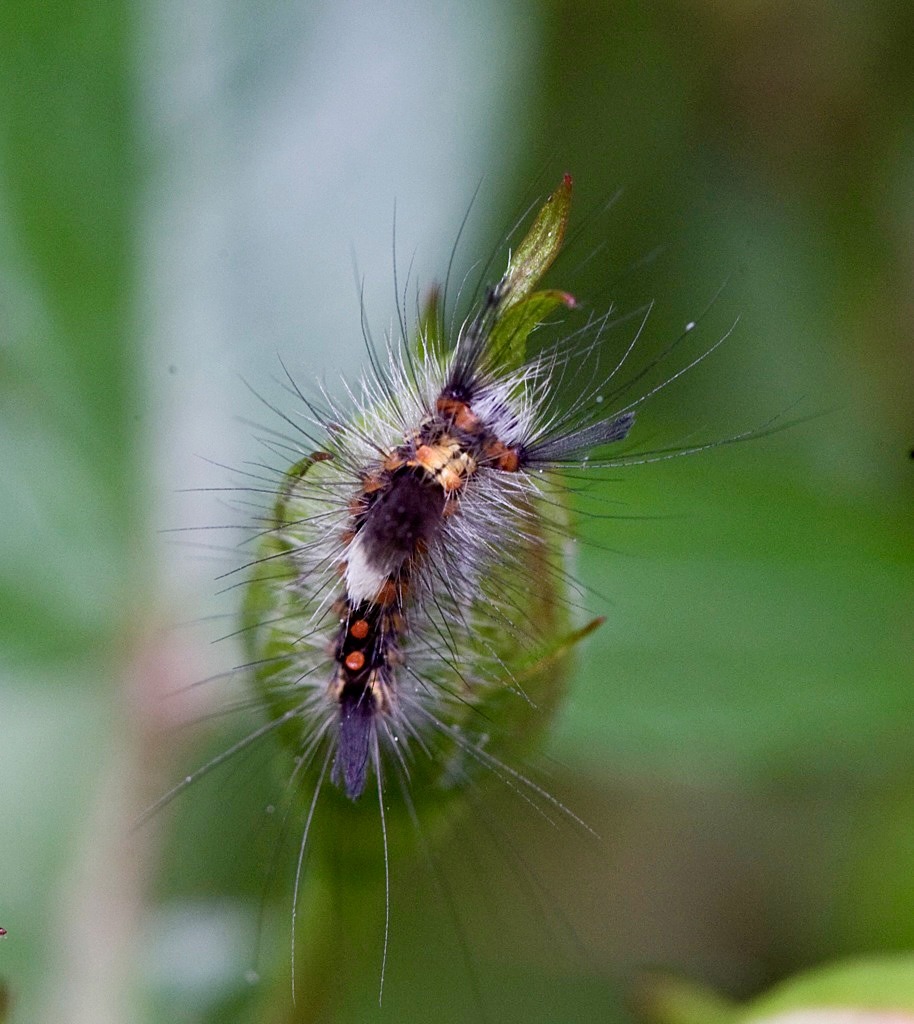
<box><xmin>412</xmin><ymin>176</ymin><xmax>576</xmax><ymax>370</ymax></box>
<box><xmin>502</xmin><ymin>172</ymin><xmax>574</xmax><ymax>312</ymax></box>
<box><xmin>486</xmin><ymin>174</ymin><xmax>576</xmax><ymax>370</ymax></box>
<box><xmin>416</xmin><ymin>284</ymin><xmax>445</xmax><ymax>364</ymax></box>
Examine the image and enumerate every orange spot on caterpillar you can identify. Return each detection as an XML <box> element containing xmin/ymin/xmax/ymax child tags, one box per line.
<box><xmin>483</xmin><ymin>439</ymin><xmax>520</xmax><ymax>472</ymax></box>
<box><xmin>435</xmin><ymin>396</ymin><xmax>462</xmax><ymax>418</ymax></box>
<box><xmin>455</xmin><ymin>407</ymin><xmax>480</xmax><ymax>432</ymax></box>
<box><xmin>436</xmin><ymin>396</ymin><xmax>481</xmax><ymax>432</ymax></box>
<box><xmin>414</xmin><ymin>444</ymin><xmax>440</xmax><ymax>471</ymax></box>
<box><xmin>350</xmin><ymin>619</ymin><xmax>369</xmax><ymax>640</ymax></box>
<box><xmin>383</xmin><ymin>452</ymin><xmax>405</xmax><ymax>473</ymax></box>
<box><xmin>345</xmin><ymin>651</ymin><xmax>366</xmax><ymax>672</ymax></box>
<box><xmin>497</xmin><ymin>449</ymin><xmax>519</xmax><ymax>472</ymax></box>
<box><xmin>378</xmin><ymin>581</ymin><xmax>407</xmax><ymax>602</ymax></box>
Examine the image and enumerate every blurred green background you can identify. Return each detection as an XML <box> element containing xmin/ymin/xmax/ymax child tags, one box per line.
<box><xmin>1</xmin><ymin>0</ymin><xmax>912</xmax><ymax>1022</ymax></box>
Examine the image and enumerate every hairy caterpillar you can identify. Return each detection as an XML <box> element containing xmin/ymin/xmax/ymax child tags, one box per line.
<box><xmin>154</xmin><ymin>174</ymin><xmax>754</xmax><ymax>1012</ymax></box>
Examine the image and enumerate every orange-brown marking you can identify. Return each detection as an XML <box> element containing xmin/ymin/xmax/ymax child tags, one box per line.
<box><xmin>436</xmin><ymin>396</ymin><xmax>483</xmax><ymax>433</ymax></box>
<box><xmin>345</xmin><ymin>651</ymin><xmax>366</xmax><ymax>672</ymax></box>
<box><xmin>375</xmin><ymin>580</ymin><xmax>400</xmax><ymax>606</ymax></box>
<box><xmin>483</xmin><ymin>438</ymin><xmax>520</xmax><ymax>472</ymax></box>
<box><xmin>436</xmin><ymin>396</ymin><xmax>460</xmax><ymax>415</ymax></box>
<box><xmin>455</xmin><ymin>406</ymin><xmax>480</xmax><ymax>432</ymax></box>
<box><xmin>383</xmin><ymin>452</ymin><xmax>406</xmax><ymax>473</ymax></box>
<box><xmin>414</xmin><ymin>443</ymin><xmax>445</xmax><ymax>472</ymax></box>
<box><xmin>350</xmin><ymin>619</ymin><xmax>369</xmax><ymax>640</ymax></box>
<box><xmin>436</xmin><ymin>396</ymin><xmax>461</xmax><ymax>417</ymax></box>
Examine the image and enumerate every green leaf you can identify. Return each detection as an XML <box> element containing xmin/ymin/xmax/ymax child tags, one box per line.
<box><xmin>631</xmin><ymin>954</ymin><xmax>914</xmax><ymax>1024</ymax></box>
<box><xmin>274</xmin><ymin>451</ymin><xmax>335</xmax><ymax>525</ymax></box>
<box><xmin>412</xmin><ymin>179</ymin><xmax>576</xmax><ymax>371</ymax></box>
<box><xmin>741</xmin><ymin>952</ymin><xmax>914</xmax><ymax>1019</ymax></box>
<box><xmin>500</xmin><ymin>173</ymin><xmax>573</xmax><ymax>312</ymax></box>
<box><xmin>415</xmin><ymin>284</ymin><xmax>446</xmax><ymax>364</ymax></box>
<box><xmin>0</xmin><ymin>0</ymin><xmax>140</xmax><ymax>660</ymax></box>
<box><xmin>487</xmin><ymin>287</ymin><xmax>576</xmax><ymax>370</ymax></box>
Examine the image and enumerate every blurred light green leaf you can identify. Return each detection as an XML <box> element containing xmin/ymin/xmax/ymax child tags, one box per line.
<box><xmin>0</xmin><ymin>0</ymin><xmax>141</xmax><ymax>660</ymax></box>
<box><xmin>743</xmin><ymin>953</ymin><xmax>914</xmax><ymax>1020</ymax></box>
<box><xmin>499</xmin><ymin>173</ymin><xmax>572</xmax><ymax>311</ymax></box>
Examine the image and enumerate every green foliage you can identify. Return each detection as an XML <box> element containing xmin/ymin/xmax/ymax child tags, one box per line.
<box><xmin>743</xmin><ymin>953</ymin><xmax>914</xmax><ymax>1018</ymax></box>
<box><xmin>500</xmin><ymin>174</ymin><xmax>572</xmax><ymax>313</ymax></box>
<box><xmin>637</xmin><ymin>953</ymin><xmax>914</xmax><ymax>1023</ymax></box>
<box><xmin>485</xmin><ymin>174</ymin><xmax>575</xmax><ymax>369</ymax></box>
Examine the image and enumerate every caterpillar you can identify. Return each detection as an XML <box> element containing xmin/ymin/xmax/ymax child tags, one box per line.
<box><xmin>154</xmin><ymin>174</ymin><xmax>752</xmax><ymax>1012</ymax></box>
<box><xmin>252</xmin><ymin>178</ymin><xmax>633</xmax><ymax>803</ymax></box>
